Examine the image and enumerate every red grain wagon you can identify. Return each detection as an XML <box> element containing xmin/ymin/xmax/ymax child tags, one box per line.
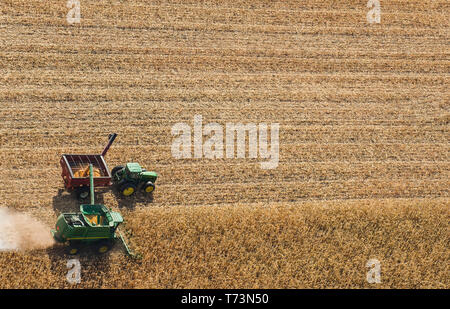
<box><xmin>60</xmin><ymin>133</ymin><xmax>117</xmax><ymax>199</ymax></box>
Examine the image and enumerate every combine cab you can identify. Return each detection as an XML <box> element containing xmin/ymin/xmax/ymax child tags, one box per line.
<box><xmin>52</xmin><ymin>165</ymin><xmax>137</xmax><ymax>256</ymax></box>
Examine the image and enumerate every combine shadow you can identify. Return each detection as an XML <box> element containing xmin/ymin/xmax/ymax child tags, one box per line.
<box><xmin>49</xmin><ymin>190</ymin><xmax>113</xmax><ymax>286</ymax></box>
<box><xmin>52</xmin><ymin>188</ymin><xmax>106</xmax><ymax>214</ymax></box>
<box><xmin>46</xmin><ymin>244</ymin><xmax>113</xmax><ymax>287</ymax></box>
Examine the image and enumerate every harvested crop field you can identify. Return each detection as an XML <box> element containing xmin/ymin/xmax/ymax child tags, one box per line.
<box><xmin>0</xmin><ymin>0</ymin><xmax>448</xmax><ymax>288</ymax></box>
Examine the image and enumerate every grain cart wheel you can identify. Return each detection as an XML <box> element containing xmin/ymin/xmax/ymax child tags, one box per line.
<box><xmin>96</xmin><ymin>241</ymin><xmax>112</xmax><ymax>254</ymax></box>
<box><xmin>111</xmin><ymin>165</ymin><xmax>124</xmax><ymax>178</ymax></box>
<box><xmin>76</xmin><ymin>187</ymin><xmax>90</xmax><ymax>200</ymax></box>
<box><xmin>143</xmin><ymin>182</ymin><xmax>155</xmax><ymax>194</ymax></box>
<box><xmin>120</xmin><ymin>183</ymin><xmax>136</xmax><ymax>197</ymax></box>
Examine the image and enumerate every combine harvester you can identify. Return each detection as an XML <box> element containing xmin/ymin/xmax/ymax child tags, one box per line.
<box><xmin>51</xmin><ymin>165</ymin><xmax>138</xmax><ymax>257</ymax></box>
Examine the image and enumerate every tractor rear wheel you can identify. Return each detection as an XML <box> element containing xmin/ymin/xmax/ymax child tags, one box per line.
<box><xmin>111</xmin><ymin>165</ymin><xmax>124</xmax><ymax>178</ymax></box>
<box><xmin>143</xmin><ymin>182</ymin><xmax>155</xmax><ymax>194</ymax></box>
<box><xmin>120</xmin><ymin>183</ymin><xmax>136</xmax><ymax>197</ymax></box>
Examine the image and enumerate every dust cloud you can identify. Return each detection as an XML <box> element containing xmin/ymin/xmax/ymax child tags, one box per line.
<box><xmin>0</xmin><ymin>208</ymin><xmax>54</xmax><ymax>251</ymax></box>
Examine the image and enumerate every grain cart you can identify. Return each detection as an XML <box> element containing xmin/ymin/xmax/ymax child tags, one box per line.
<box><xmin>51</xmin><ymin>165</ymin><xmax>137</xmax><ymax>256</ymax></box>
<box><xmin>111</xmin><ymin>162</ymin><xmax>158</xmax><ymax>196</ymax></box>
<box><xmin>60</xmin><ymin>133</ymin><xmax>117</xmax><ymax>199</ymax></box>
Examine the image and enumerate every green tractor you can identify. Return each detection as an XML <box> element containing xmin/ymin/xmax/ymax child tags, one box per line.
<box><xmin>111</xmin><ymin>163</ymin><xmax>158</xmax><ymax>197</ymax></box>
<box><xmin>51</xmin><ymin>165</ymin><xmax>137</xmax><ymax>256</ymax></box>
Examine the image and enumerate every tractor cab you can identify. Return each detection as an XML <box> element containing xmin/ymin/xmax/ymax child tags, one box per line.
<box><xmin>125</xmin><ymin>162</ymin><xmax>143</xmax><ymax>179</ymax></box>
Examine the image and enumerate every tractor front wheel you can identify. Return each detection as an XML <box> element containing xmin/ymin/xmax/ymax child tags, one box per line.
<box><xmin>120</xmin><ymin>183</ymin><xmax>136</xmax><ymax>197</ymax></box>
<box><xmin>143</xmin><ymin>182</ymin><xmax>155</xmax><ymax>194</ymax></box>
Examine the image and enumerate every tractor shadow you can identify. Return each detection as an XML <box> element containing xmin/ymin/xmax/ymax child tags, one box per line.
<box><xmin>52</xmin><ymin>188</ymin><xmax>106</xmax><ymax>214</ymax></box>
<box><xmin>111</xmin><ymin>186</ymin><xmax>154</xmax><ymax>210</ymax></box>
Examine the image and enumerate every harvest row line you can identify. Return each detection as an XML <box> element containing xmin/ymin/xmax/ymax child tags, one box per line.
<box><xmin>0</xmin><ymin>126</ymin><xmax>447</xmax><ymax>146</ymax></box>
<box><xmin>0</xmin><ymin>144</ymin><xmax>447</xmax><ymax>166</ymax></box>
<box><xmin>1</xmin><ymin>179</ymin><xmax>447</xmax><ymax>210</ymax></box>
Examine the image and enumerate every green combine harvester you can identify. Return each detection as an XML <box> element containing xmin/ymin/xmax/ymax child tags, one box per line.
<box><xmin>51</xmin><ymin>164</ymin><xmax>137</xmax><ymax>256</ymax></box>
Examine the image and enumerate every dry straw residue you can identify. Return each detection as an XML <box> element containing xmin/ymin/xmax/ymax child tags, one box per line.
<box><xmin>0</xmin><ymin>0</ymin><xmax>448</xmax><ymax>289</ymax></box>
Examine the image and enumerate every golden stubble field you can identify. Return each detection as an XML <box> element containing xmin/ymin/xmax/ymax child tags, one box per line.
<box><xmin>0</xmin><ymin>0</ymin><xmax>448</xmax><ymax>288</ymax></box>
